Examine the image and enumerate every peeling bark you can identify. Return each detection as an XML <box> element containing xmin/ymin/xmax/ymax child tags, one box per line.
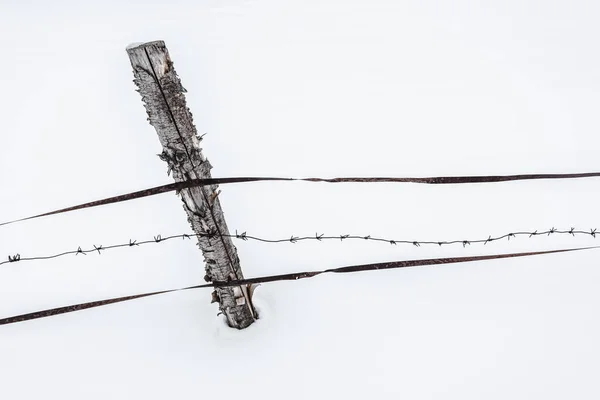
<box><xmin>127</xmin><ymin>41</ymin><xmax>256</xmax><ymax>329</ymax></box>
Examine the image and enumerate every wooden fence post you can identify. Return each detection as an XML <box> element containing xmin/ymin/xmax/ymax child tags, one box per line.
<box><xmin>127</xmin><ymin>41</ymin><xmax>256</xmax><ymax>329</ymax></box>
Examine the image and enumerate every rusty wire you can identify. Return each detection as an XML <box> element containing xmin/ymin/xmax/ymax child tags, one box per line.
<box><xmin>2</xmin><ymin>244</ymin><xmax>598</xmax><ymax>326</ymax></box>
<box><xmin>2</xmin><ymin>172</ymin><xmax>600</xmax><ymax>228</ymax></box>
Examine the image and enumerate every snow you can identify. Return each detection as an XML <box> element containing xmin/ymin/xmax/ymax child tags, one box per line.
<box><xmin>125</xmin><ymin>42</ymin><xmax>147</xmax><ymax>50</ymax></box>
<box><xmin>2</xmin><ymin>0</ymin><xmax>600</xmax><ymax>399</ymax></box>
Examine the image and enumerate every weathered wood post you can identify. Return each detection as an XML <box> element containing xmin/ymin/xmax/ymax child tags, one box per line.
<box><xmin>127</xmin><ymin>41</ymin><xmax>256</xmax><ymax>329</ymax></box>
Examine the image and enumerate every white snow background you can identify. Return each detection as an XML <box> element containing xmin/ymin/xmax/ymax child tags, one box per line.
<box><xmin>1</xmin><ymin>0</ymin><xmax>600</xmax><ymax>398</ymax></box>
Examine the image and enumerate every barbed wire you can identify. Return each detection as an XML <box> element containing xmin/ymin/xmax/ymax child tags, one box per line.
<box><xmin>2</xmin><ymin>172</ymin><xmax>600</xmax><ymax>227</ymax></box>
<box><xmin>2</xmin><ymin>227</ymin><xmax>599</xmax><ymax>267</ymax></box>
<box><xmin>2</xmin><ymin>244</ymin><xmax>598</xmax><ymax>326</ymax></box>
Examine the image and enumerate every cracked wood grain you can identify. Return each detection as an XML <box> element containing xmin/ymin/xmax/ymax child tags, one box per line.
<box><xmin>127</xmin><ymin>41</ymin><xmax>256</xmax><ymax>329</ymax></box>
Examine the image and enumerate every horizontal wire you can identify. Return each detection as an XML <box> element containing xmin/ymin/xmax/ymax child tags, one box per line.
<box><xmin>2</xmin><ymin>172</ymin><xmax>600</xmax><ymax>227</ymax></box>
<box><xmin>2</xmin><ymin>227</ymin><xmax>598</xmax><ymax>267</ymax></box>
<box><xmin>2</xmin><ymin>245</ymin><xmax>597</xmax><ymax>326</ymax></box>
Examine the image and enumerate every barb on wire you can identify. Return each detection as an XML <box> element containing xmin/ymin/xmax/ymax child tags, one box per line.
<box><xmin>2</xmin><ymin>171</ymin><xmax>600</xmax><ymax>227</ymax></box>
<box><xmin>1</xmin><ymin>227</ymin><xmax>599</xmax><ymax>267</ymax></box>
<box><xmin>1</xmin><ymin>245</ymin><xmax>598</xmax><ymax>326</ymax></box>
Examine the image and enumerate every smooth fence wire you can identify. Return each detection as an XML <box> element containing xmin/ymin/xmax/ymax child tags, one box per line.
<box><xmin>2</xmin><ymin>245</ymin><xmax>598</xmax><ymax>326</ymax></box>
<box><xmin>3</xmin><ymin>172</ymin><xmax>600</xmax><ymax>227</ymax></box>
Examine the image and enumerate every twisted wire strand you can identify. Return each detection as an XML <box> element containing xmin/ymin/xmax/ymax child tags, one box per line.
<box><xmin>2</xmin><ymin>227</ymin><xmax>598</xmax><ymax>267</ymax></box>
